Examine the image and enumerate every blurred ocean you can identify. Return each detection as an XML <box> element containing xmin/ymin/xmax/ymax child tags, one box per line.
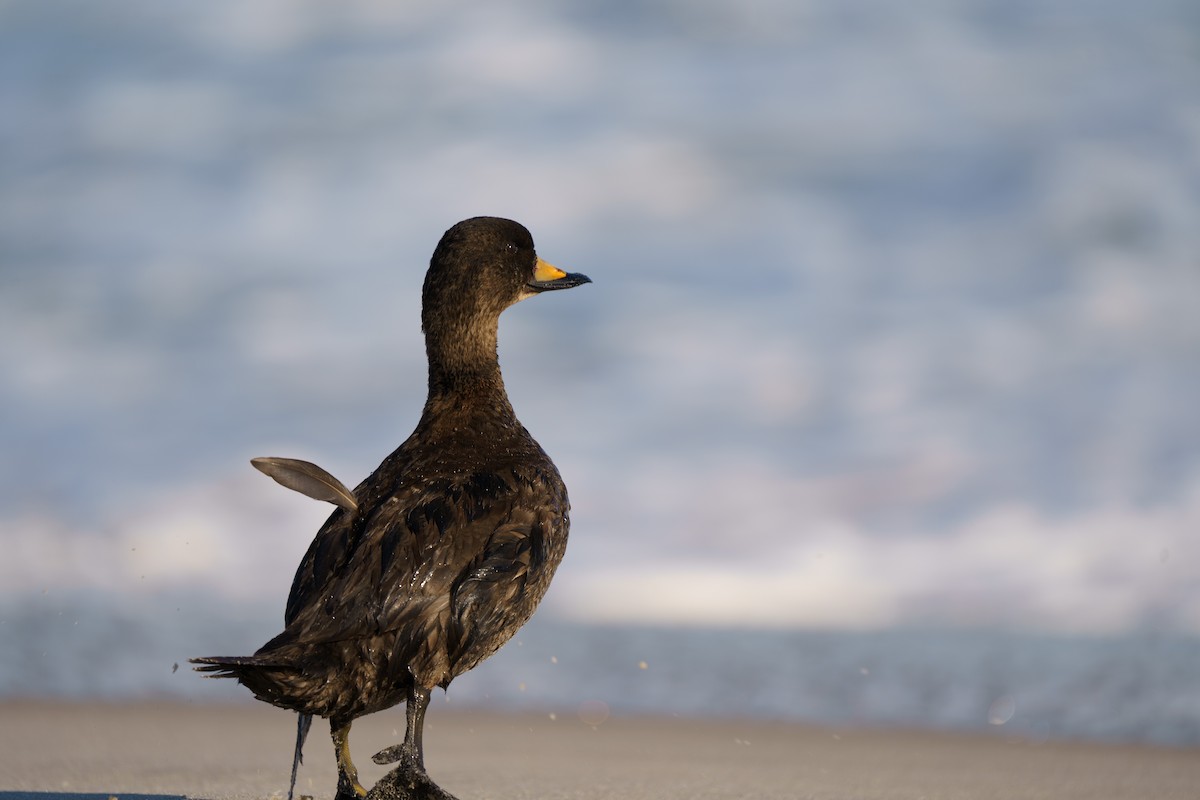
<box><xmin>2</xmin><ymin>0</ymin><xmax>1199</xmax><ymax>747</ymax></box>
<box><xmin>3</xmin><ymin>594</ymin><xmax>1199</xmax><ymax>747</ymax></box>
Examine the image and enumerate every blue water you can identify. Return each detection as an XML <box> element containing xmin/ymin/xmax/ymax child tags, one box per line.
<box><xmin>3</xmin><ymin>592</ymin><xmax>1197</xmax><ymax>747</ymax></box>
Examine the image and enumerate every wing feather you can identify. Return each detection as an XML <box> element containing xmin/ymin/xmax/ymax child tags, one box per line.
<box><xmin>251</xmin><ymin>457</ymin><xmax>358</xmax><ymax>511</ymax></box>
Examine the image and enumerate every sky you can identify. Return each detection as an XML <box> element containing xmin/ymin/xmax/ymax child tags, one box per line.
<box><xmin>2</xmin><ymin>0</ymin><xmax>1199</xmax><ymax>646</ymax></box>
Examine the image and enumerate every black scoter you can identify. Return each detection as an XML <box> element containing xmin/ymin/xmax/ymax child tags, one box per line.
<box><xmin>192</xmin><ymin>216</ymin><xmax>591</xmax><ymax>800</ymax></box>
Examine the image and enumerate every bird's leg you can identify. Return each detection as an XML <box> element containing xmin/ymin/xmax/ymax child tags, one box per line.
<box><xmin>368</xmin><ymin>684</ymin><xmax>458</xmax><ymax>800</ymax></box>
<box><xmin>372</xmin><ymin>683</ymin><xmax>432</xmax><ymax>769</ymax></box>
<box><xmin>332</xmin><ymin>719</ymin><xmax>368</xmax><ymax>800</ymax></box>
<box><xmin>406</xmin><ymin>683</ymin><xmax>431</xmax><ymax>769</ymax></box>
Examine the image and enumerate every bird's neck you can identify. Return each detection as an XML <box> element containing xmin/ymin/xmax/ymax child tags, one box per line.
<box><xmin>420</xmin><ymin>315</ymin><xmax>518</xmax><ymax>425</ymax></box>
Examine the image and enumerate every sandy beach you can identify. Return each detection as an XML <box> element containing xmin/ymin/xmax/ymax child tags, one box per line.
<box><xmin>1</xmin><ymin>701</ymin><xmax>1197</xmax><ymax>800</ymax></box>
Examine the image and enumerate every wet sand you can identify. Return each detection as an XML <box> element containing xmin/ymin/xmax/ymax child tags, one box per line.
<box><xmin>1</xmin><ymin>700</ymin><xmax>1197</xmax><ymax>800</ymax></box>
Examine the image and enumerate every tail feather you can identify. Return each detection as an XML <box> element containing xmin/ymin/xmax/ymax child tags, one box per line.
<box><xmin>189</xmin><ymin>654</ymin><xmax>294</xmax><ymax>680</ymax></box>
<box><xmin>190</xmin><ymin>656</ymin><xmax>242</xmax><ymax>679</ymax></box>
<box><xmin>289</xmin><ymin>713</ymin><xmax>313</xmax><ymax>800</ymax></box>
<box><xmin>190</xmin><ymin>653</ymin><xmax>317</xmax><ymax>717</ymax></box>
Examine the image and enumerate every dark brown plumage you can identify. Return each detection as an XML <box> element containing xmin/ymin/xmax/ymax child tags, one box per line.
<box><xmin>192</xmin><ymin>217</ymin><xmax>591</xmax><ymax>800</ymax></box>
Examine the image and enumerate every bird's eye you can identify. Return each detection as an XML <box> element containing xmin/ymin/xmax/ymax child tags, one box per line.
<box><xmin>505</xmin><ymin>242</ymin><xmax>519</xmax><ymax>255</ymax></box>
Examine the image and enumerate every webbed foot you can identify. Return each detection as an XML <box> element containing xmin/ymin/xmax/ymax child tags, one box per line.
<box><xmin>365</xmin><ymin>747</ymin><xmax>458</xmax><ymax>800</ymax></box>
<box><xmin>334</xmin><ymin>786</ymin><xmax>367</xmax><ymax>800</ymax></box>
<box><xmin>372</xmin><ymin>743</ymin><xmax>408</xmax><ymax>765</ymax></box>
<box><xmin>335</xmin><ymin>772</ymin><xmax>368</xmax><ymax>800</ymax></box>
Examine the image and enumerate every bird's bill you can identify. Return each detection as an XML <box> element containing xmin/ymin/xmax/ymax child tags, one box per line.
<box><xmin>527</xmin><ymin>258</ymin><xmax>591</xmax><ymax>292</ymax></box>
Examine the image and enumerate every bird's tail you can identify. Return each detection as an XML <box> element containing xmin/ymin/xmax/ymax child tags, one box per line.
<box><xmin>189</xmin><ymin>654</ymin><xmax>277</xmax><ymax>679</ymax></box>
<box><xmin>289</xmin><ymin>712</ymin><xmax>313</xmax><ymax>800</ymax></box>
<box><xmin>189</xmin><ymin>653</ymin><xmax>305</xmax><ymax>709</ymax></box>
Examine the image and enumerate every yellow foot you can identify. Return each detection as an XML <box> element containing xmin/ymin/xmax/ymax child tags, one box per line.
<box><xmin>334</xmin><ymin>776</ymin><xmax>367</xmax><ymax>800</ymax></box>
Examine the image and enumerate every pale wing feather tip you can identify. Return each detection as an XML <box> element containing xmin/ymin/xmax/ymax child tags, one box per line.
<box><xmin>250</xmin><ymin>456</ymin><xmax>358</xmax><ymax>511</ymax></box>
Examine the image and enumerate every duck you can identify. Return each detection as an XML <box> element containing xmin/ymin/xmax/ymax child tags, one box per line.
<box><xmin>192</xmin><ymin>216</ymin><xmax>591</xmax><ymax>800</ymax></box>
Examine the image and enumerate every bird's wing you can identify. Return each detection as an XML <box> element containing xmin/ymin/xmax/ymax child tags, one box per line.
<box><xmin>275</xmin><ymin>466</ymin><xmax>565</xmax><ymax>651</ymax></box>
<box><xmin>442</xmin><ymin>502</ymin><xmax>564</xmax><ymax>671</ymax></box>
